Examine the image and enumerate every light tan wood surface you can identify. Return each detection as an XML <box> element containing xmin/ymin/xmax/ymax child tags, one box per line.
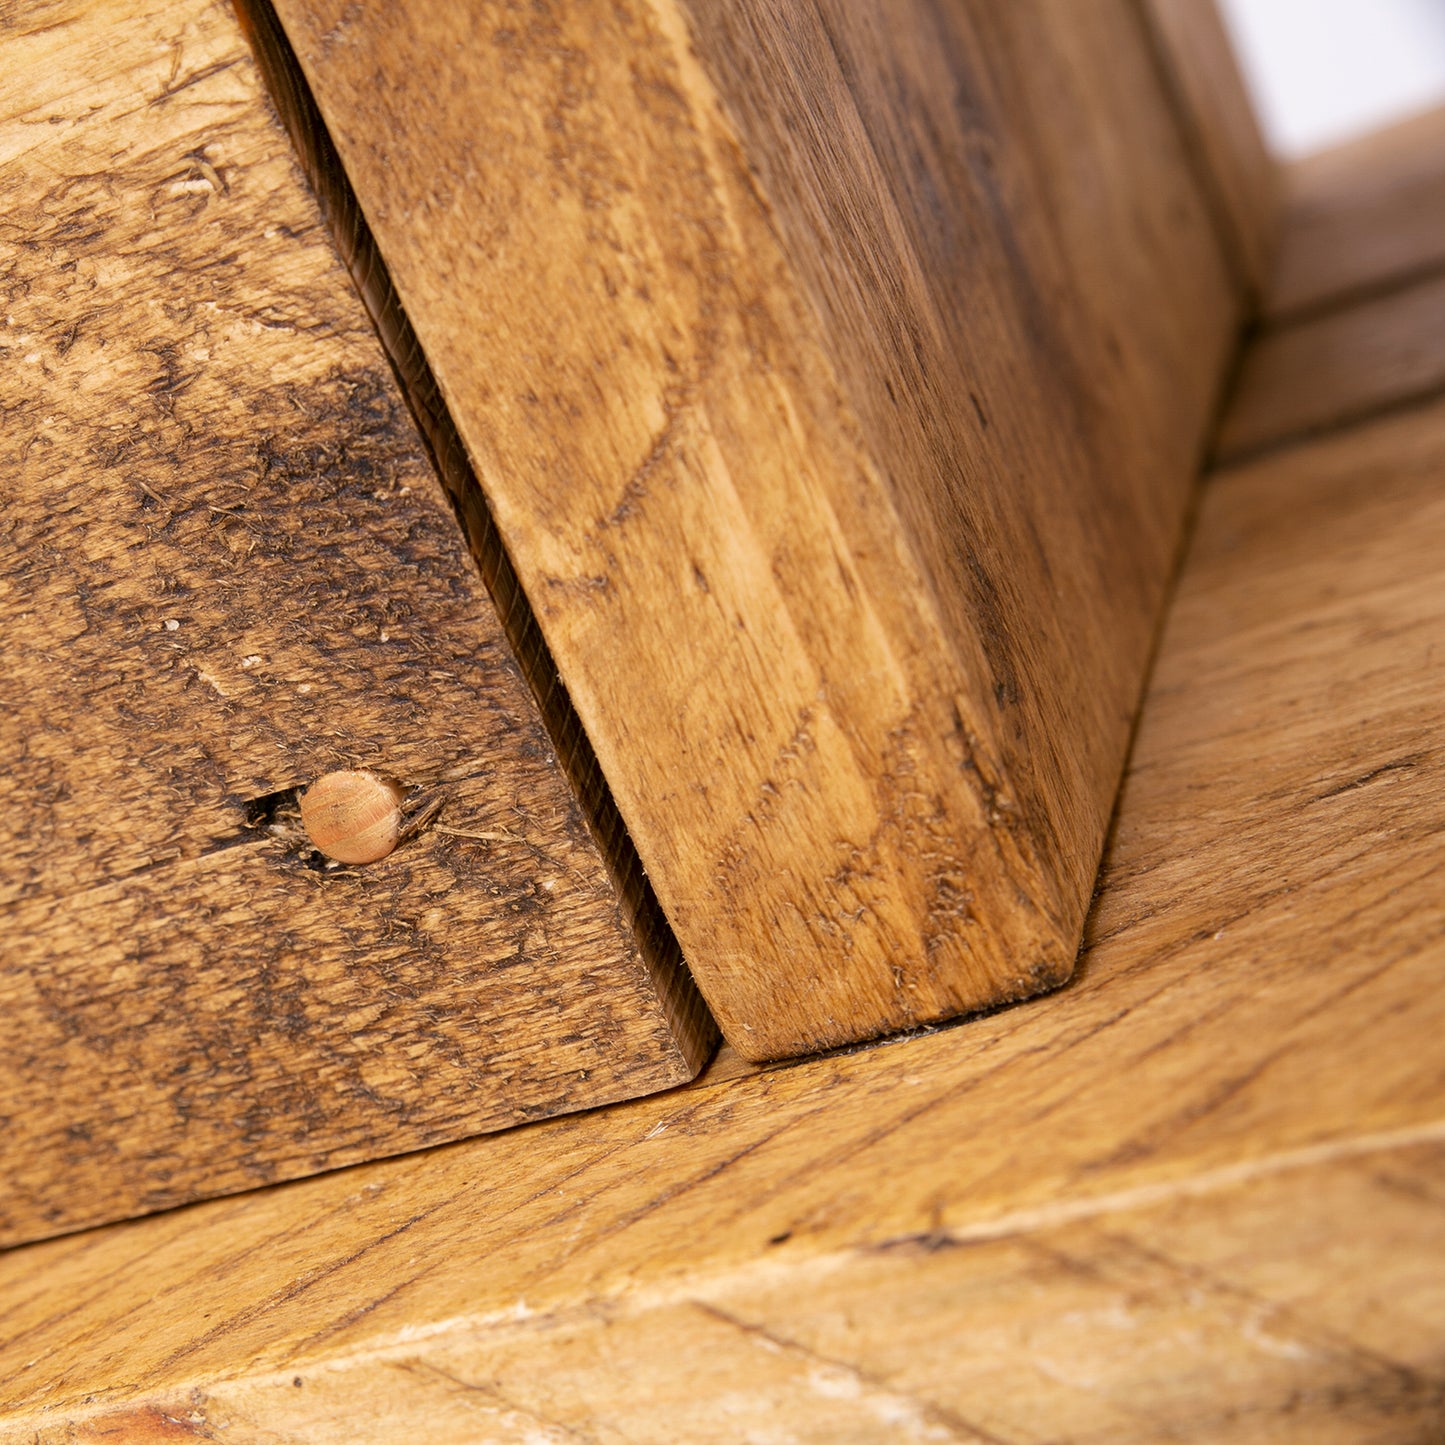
<box><xmin>266</xmin><ymin>0</ymin><xmax>1239</xmax><ymax>1059</ymax></box>
<box><xmin>16</xmin><ymin>1140</ymin><xmax>1445</xmax><ymax>1444</ymax></box>
<box><xmin>0</xmin><ymin>0</ymin><xmax>709</xmax><ymax>1248</ymax></box>
<box><xmin>1269</xmin><ymin>103</ymin><xmax>1445</xmax><ymax>321</ymax></box>
<box><xmin>1218</xmin><ymin>269</ymin><xmax>1445</xmax><ymax>462</ymax></box>
<box><xmin>1139</xmin><ymin>0</ymin><xmax>1280</xmax><ymax>296</ymax></box>
<box><xmin>4</xmin><ymin>399</ymin><xmax>1442</xmax><ymax>1439</ymax></box>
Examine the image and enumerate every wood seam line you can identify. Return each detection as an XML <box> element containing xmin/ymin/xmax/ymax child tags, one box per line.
<box><xmin>10</xmin><ymin>1117</ymin><xmax>1442</xmax><ymax>1429</ymax></box>
<box><xmin>1273</xmin><ymin>255</ymin><xmax>1445</xmax><ymax>330</ymax></box>
<box><xmin>230</xmin><ymin>0</ymin><xmax>716</xmax><ymax>1067</ymax></box>
<box><xmin>1213</xmin><ymin>374</ymin><xmax>1445</xmax><ymax>474</ymax></box>
<box><xmin>1268</xmin><ymin>251</ymin><xmax>1445</xmax><ymax>333</ymax></box>
<box><xmin>1127</xmin><ymin>0</ymin><xmax>1265</xmax><ymax>310</ymax></box>
<box><xmin>0</xmin><ymin>758</ymin><xmax>521</xmax><ymax>920</ymax></box>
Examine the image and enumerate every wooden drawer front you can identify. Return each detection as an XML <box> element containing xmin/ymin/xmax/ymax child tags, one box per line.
<box><xmin>0</xmin><ymin>0</ymin><xmax>709</xmax><ymax>1247</ymax></box>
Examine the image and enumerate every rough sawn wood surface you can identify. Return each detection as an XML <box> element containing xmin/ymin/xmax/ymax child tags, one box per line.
<box><xmin>0</xmin><ymin>0</ymin><xmax>710</xmax><ymax>1249</ymax></box>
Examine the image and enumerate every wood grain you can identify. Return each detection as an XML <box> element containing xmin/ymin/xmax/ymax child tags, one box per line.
<box><xmin>0</xmin><ymin>0</ymin><xmax>709</xmax><ymax>1248</ymax></box>
<box><xmin>1269</xmin><ymin>103</ymin><xmax>1445</xmax><ymax>321</ymax></box>
<box><xmin>11</xmin><ymin>1142</ymin><xmax>1444</xmax><ymax>1444</ymax></box>
<box><xmin>1218</xmin><ymin>269</ymin><xmax>1445</xmax><ymax>462</ymax></box>
<box><xmin>4</xmin><ymin>399</ymin><xmax>1442</xmax><ymax>1438</ymax></box>
<box><xmin>1138</xmin><ymin>0</ymin><xmax>1280</xmax><ymax>296</ymax></box>
<box><xmin>267</xmin><ymin>0</ymin><xmax>1239</xmax><ymax>1058</ymax></box>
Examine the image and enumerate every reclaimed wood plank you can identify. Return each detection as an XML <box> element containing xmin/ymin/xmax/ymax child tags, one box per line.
<box><xmin>3</xmin><ymin>399</ymin><xmax>1442</xmax><ymax>1437</ymax></box>
<box><xmin>0</xmin><ymin>0</ymin><xmax>710</xmax><ymax>1248</ymax></box>
<box><xmin>1268</xmin><ymin>103</ymin><xmax>1445</xmax><ymax>321</ymax></box>
<box><xmin>263</xmin><ymin>0</ymin><xmax>1239</xmax><ymax>1058</ymax></box>
<box><xmin>1218</xmin><ymin>269</ymin><xmax>1445</xmax><ymax>462</ymax></box>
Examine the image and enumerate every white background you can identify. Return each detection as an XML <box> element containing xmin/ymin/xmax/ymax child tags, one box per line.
<box><xmin>1216</xmin><ymin>0</ymin><xmax>1445</xmax><ymax>156</ymax></box>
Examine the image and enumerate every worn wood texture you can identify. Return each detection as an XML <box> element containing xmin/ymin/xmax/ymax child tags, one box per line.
<box><xmin>0</xmin><ymin>0</ymin><xmax>710</xmax><ymax>1249</ymax></box>
<box><xmin>1218</xmin><ymin>269</ymin><xmax>1445</xmax><ymax>462</ymax></box>
<box><xmin>1138</xmin><ymin>0</ymin><xmax>1280</xmax><ymax>296</ymax></box>
<box><xmin>9</xmin><ymin>1141</ymin><xmax>1444</xmax><ymax>1444</ymax></box>
<box><xmin>1269</xmin><ymin>103</ymin><xmax>1445</xmax><ymax>321</ymax></box>
<box><xmin>4</xmin><ymin>399</ymin><xmax>1442</xmax><ymax>1439</ymax></box>
<box><xmin>266</xmin><ymin>0</ymin><xmax>1239</xmax><ymax>1059</ymax></box>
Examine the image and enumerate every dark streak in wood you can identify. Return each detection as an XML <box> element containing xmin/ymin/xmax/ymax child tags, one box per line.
<box><xmin>0</xmin><ymin>0</ymin><xmax>711</xmax><ymax>1248</ymax></box>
